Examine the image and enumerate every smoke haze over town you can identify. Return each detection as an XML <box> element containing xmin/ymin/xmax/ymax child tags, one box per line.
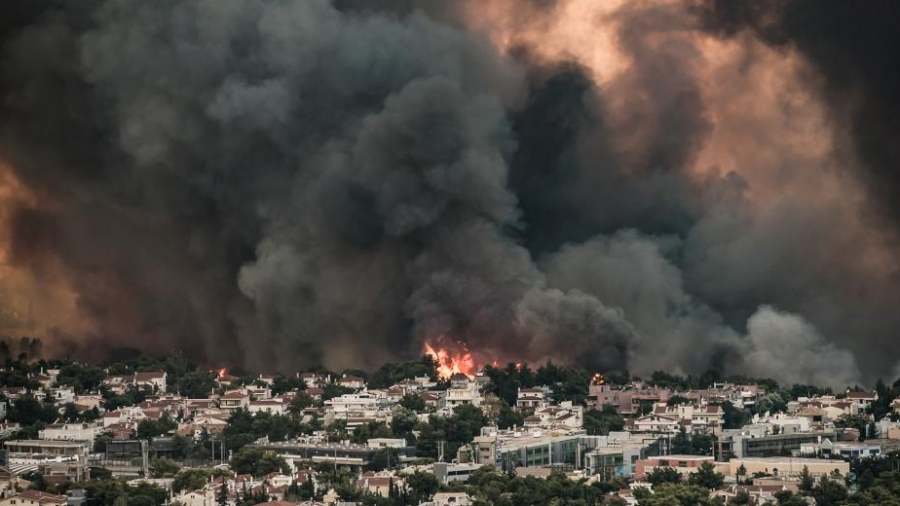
<box><xmin>1</xmin><ymin>0</ymin><xmax>899</xmax><ymax>388</ymax></box>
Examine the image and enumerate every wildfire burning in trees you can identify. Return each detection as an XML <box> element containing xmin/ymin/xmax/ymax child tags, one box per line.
<box><xmin>424</xmin><ymin>340</ymin><xmax>476</xmax><ymax>380</ymax></box>
<box><xmin>208</xmin><ymin>367</ymin><xmax>228</xmax><ymax>379</ymax></box>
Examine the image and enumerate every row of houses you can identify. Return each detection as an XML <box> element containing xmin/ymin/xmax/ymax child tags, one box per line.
<box><xmin>5</xmin><ymin>362</ymin><xmax>900</xmax><ymax>506</ymax></box>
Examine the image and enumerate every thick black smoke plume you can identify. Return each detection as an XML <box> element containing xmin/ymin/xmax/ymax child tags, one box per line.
<box><xmin>0</xmin><ymin>0</ymin><xmax>898</xmax><ymax>386</ymax></box>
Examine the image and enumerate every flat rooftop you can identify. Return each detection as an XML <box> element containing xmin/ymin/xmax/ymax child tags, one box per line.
<box><xmin>644</xmin><ymin>455</ymin><xmax>713</xmax><ymax>461</ymax></box>
<box><xmin>732</xmin><ymin>457</ymin><xmax>846</xmax><ymax>465</ymax></box>
<box><xmin>4</xmin><ymin>440</ymin><xmax>89</xmax><ymax>448</ymax></box>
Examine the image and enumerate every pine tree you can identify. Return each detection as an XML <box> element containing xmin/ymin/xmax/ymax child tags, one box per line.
<box><xmin>798</xmin><ymin>465</ymin><xmax>814</xmax><ymax>494</ymax></box>
<box><xmin>253</xmin><ymin>488</ymin><xmax>268</xmax><ymax>504</ymax></box>
<box><xmin>736</xmin><ymin>464</ymin><xmax>747</xmax><ymax>485</ymax></box>
<box><xmin>672</xmin><ymin>427</ymin><xmax>692</xmax><ymax>454</ymax></box>
<box><xmin>217</xmin><ymin>481</ymin><xmax>228</xmax><ymax>506</ymax></box>
<box><xmin>239</xmin><ymin>485</ymin><xmax>252</xmax><ymax>506</ymax></box>
<box><xmin>300</xmin><ymin>478</ymin><xmax>314</xmax><ymax>500</ymax></box>
<box><xmin>286</xmin><ymin>480</ymin><xmax>300</xmax><ymax>500</ymax></box>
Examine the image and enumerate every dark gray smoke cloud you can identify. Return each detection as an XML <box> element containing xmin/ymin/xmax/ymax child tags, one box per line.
<box><xmin>0</xmin><ymin>0</ymin><xmax>634</xmax><ymax>374</ymax></box>
<box><xmin>0</xmin><ymin>0</ymin><xmax>896</xmax><ymax>387</ymax></box>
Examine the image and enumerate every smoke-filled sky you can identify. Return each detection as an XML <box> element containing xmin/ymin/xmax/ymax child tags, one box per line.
<box><xmin>1</xmin><ymin>0</ymin><xmax>899</xmax><ymax>387</ymax></box>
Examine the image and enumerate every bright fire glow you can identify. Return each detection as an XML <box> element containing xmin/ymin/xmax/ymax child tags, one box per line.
<box><xmin>424</xmin><ymin>341</ymin><xmax>476</xmax><ymax>380</ymax></box>
<box><xmin>209</xmin><ymin>367</ymin><xmax>228</xmax><ymax>379</ymax></box>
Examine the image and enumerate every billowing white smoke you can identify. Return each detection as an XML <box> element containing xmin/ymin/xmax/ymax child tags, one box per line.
<box><xmin>740</xmin><ymin>307</ymin><xmax>861</xmax><ymax>388</ymax></box>
<box><xmin>545</xmin><ymin>231</ymin><xmax>861</xmax><ymax>388</ymax></box>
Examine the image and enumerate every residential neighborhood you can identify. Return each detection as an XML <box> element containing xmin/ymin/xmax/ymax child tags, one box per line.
<box><xmin>2</xmin><ymin>0</ymin><xmax>900</xmax><ymax>504</ymax></box>
<box><xmin>1</xmin><ymin>352</ymin><xmax>900</xmax><ymax>506</ymax></box>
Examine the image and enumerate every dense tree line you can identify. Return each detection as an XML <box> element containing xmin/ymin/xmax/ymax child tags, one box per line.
<box><xmin>482</xmin><ymin>361</ymin><xmax>595</xmax><ymax>407</ymax></box>
<box><xmin>27</xmin><ymin>474</ymin><xmax>168</xmax><ymax>506</ymax></box>
<box><xmin>415</xmin><ymin>404</ymin><xmax>488</xmax><ymax>461</ymax></box>
<box><xmin>583</xmin><ymin>405</ymin><xmax>625</xmax><ymax>436</ymax></box>
<box><xmin>367</xmin><ymin>356</ymin><xmax>439</xmax><ymax>389</ymax></box>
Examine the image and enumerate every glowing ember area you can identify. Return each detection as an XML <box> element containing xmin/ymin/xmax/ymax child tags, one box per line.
<box><xmin>424</xmin><ymin>341</ymin><xmax>476</xmax><ymax>380</ymax></box>
<box><xmin>209</xmin><ymin>367</ymin><xmax>228</xmax><ymax>379</ymax></box>
<box><xmin>592</xmin><ymin>373</ymin><xmax>605</xmax><ymax>385</ymax></box>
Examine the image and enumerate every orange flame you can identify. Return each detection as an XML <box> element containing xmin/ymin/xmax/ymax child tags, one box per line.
<box><xmin>209</xmin><ymin>367</ymin><xmax>228</xmax><ymax>379</ymax></box>
<box><xmin>424</xmin><ymin>341</ymin><xmax>476</xmax><ymax>380</ymax></box>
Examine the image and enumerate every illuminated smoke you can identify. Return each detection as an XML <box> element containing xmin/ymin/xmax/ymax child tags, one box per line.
<box><xmin>0</xmin><ymin>0</ymin><xmax>897</xmax><ymax>387</ymax></box>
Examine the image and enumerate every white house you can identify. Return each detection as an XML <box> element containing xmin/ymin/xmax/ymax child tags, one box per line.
<box><xmin>248</xmin><ymin>399</ymin><xmax>287</xmax><ymax>416</ymax></box>
<box><xmin>171</xmin><ymin>487</ymin><xmax>215</xmax><ymax>506</ymax></box>
<box><xmin>324</xmin><ymin>392</ymin><xmax>381</xmax><ymax>420</ymax></box>
<box><xmin>101</xmin><ymin>375</ymin><xmax>131</xmax><ymax>395</ymax></box>
<box><xmin>632</xmin><ymin>414</ymin><xmax>680</xmax><ymax>433</ymax></box>
<box><xmin>300</xmin><ymin>373</ymin><xmax>328</xmax><ymax>388</ymax></box>
<box><xmin>38</xmin><ymin>423</ymin><xmax>104</xmax><ymax>444</ymax></box>
<box><xmin>846</xmin><ymin>391</ymin><xmax>877</xmax><ymax>413</ymax></box>
<box><xmin>338</xmin><ymin>375</ymin><xmax>366</xmax><ymax>390</ymax></box>
<box><xmin>428</xmin><ymin>492</ymin><xmax>473</xmax><ymax>506</ymax></box>
<box><xmin>49</xmin><ymin>387</ymin><xmax>75</xmax><ymax>406</ymax></box>
<box><xmin>246</xmin><ymin>385</ymin><xmax>272</xmax><ymax>400</ymax></box>
<box><xmin>517</xmin><ymin>388</ymin><xmax>549</xmax><ymax>411</ymax></box>
<box><xmin>219</xmin><ymin>391</ymin><xmax>250</xmax><ymax>412</ymax></box>
<box><xmin>531</xmin><ymin>403</ymin><xmax>583</xmax><ymax>429</ymax></box>
<box><xmin>0</xmin><ymin>490</ymin><xmax>67</xmax><ymax>506</ymax></box>
<box><xmin>445</xmin><ymin>380</ymin><xmax>481</xmax><ymax>409</ymax></box>
<box><xmin>133</xmin><ymin>372</ymin><xmax>167</xmax><ymax>393</ymax></box>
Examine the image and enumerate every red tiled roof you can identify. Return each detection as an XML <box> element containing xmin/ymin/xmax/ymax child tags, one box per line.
<box><xmin>356</xmin><ymin>477</ymin><xmax>399</xmax><ymax>488</ymax></box>
<box><xmin>134</xmin><ymin>372</ymin><xmax>165</xmax><ymax>381</ymax></box>
<box><xmin>17</xmin><ymin>490</ymin><xmax>67</xmax><ymax>504</ymax></box>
